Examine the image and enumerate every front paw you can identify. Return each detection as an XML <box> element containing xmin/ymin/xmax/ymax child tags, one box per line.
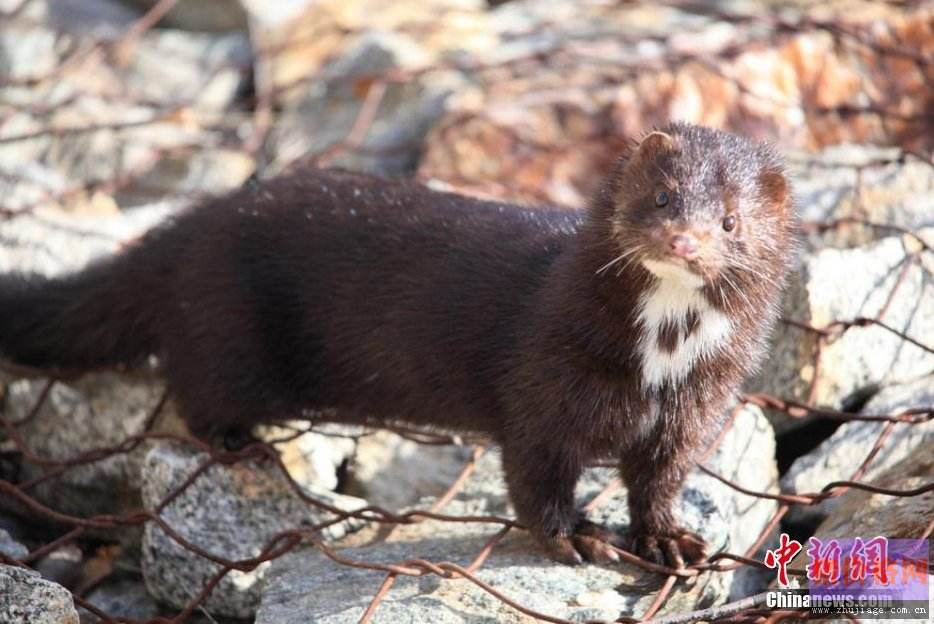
<box><xmin>628</xmin><ymin>527</ymin><xmax>706</xmax><ymax>568</ymax></box>
<box><xmin>540</xmin><ymin>519</ymin><xmax>625</xmax><ymax>565</ymax></box>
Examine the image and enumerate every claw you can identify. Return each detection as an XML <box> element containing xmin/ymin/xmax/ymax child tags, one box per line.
<box><xmin>573</xmin><ymin>534</ymin><xmax>621</xmax><ymax>564</ymax></box>
<box><xmin>675</xmin><ymin>530</ymin><xmax>707</xmax><ymax>562</ymax></box>
<box><xmin>544</xmin><ymin>535</ymin><xmax>585</xmax><ymax>565</ymax></box>
<box><xmin>629</xmin><ymin>527</ymin><xmax>707</xmax><ymax>568</ymax></box>
<box><xmin>540</xmin><ymin>519</ymin><xmax>625</xmax><ymax>565</ymax></box>
<box><xmin>660</xmin><ymin>538</ymin><xmax>685</xmax><ymax>569</ymax></box>
<box><xmin>576</xmin><ymin>519</ymin><xmax>626</xmax><ymax>547</ymax></box>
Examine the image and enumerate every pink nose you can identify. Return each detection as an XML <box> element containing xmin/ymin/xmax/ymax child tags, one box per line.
<box><xmin>669</xmin><ymin>234</ymin><xmax>698</xmax><ymax>258</ymax></box>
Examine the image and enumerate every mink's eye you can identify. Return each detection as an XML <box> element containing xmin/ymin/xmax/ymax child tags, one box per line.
<box><xmin>654</xmin><ymin>191</ymin><xmax>669</xmax><ymax>207</ymax></box>
<box><xmin>722</xmin><ymin>214</ymin><xmax>737</xmax><ymax>232</ymax></box>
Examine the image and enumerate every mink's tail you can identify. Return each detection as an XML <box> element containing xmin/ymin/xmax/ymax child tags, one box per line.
<box><xmin>0</xmin><ymin>238</ymin><xmax>170</xmax><ymax>372</ymax></box>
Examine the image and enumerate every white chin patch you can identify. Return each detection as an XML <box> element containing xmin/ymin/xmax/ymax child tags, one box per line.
<box><xmin>642</xmin><ymin>259</ymin><xmax>705</xmax><ymax>290</ymax></box>
<box><xmin>638</xmin><ymin>259</ymin><xmax>730</xmax><ymax>390</ymax></box>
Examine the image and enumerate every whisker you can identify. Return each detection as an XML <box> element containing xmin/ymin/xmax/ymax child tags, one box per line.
<box><xmin>618</xmin><ymin>245</ymin><xmax>647</xmax><ymax>275</ymax></box>
<box><xmin>595</xmin><ymin>253</ymin><xmax>627</xmax><ymax>276</ymax></box>
<box><xmin>595</xmin><ymin>245</ymin><xmax>643</xmax><ymax>276</ymax></box>
<box><xmin>720</xmin><ymin>270</ymin><xmax>753</xmax><ymax>311</ymax></box>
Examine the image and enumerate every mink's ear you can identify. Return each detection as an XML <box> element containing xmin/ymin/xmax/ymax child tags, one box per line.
<box><xmin>759</xmin><ymin>168</ymin><xmax>790</xmax><ymax>213</ymax></box>
<box><xmin>623</xmin><ymin>131</ymin><xmax>674</xmax><ymax>177</ymax></box>
<box><xmin>635</xmin><ymin>131</ymin><xmax>674</xmax><ymax>160</ymax></box>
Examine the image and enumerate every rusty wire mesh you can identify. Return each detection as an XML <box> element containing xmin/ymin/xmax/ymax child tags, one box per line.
<box><xmin>0</xmin><ymin>0</ymin><xmax>932</xmax><ymax>622</ymax></box>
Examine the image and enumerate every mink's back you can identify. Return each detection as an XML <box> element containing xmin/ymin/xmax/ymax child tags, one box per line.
<box><xmin>151</xmin><ymin>169</ymin><xmax>584</xmax><ymax>436</ymax></box>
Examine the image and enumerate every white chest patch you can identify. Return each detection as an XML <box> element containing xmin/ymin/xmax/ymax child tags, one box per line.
<box><xmin>637</xmin><ymin>260</ymin><xmax>732</xmax><ymax>390</ymax></box>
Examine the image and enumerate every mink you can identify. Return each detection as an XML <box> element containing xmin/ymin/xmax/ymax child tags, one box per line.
<box><xmin>0</xmin><ymin>122</ymin><xmax>796</xmax><ymax>567</ymax></box>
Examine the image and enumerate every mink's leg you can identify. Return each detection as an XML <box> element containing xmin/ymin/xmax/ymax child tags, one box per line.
<box><xmin>220</xmin><ymin>427</ymin><xmax>263</xmax><ymax>452</ymax></box>
<box><xmin>173</xmin><ymin>383</ymin><xmax>270</xmax><ymax>457</ymax></box>
<box><xmin>185</xmin><ymin>416</ymin><xmax>257</xmax><ymax>454</ymax></box>
<box><xmin>619</xmin><ymin>431</ymin><xmax>706</xmax><ymax>568</ymax></box>
<box><xmin>501</xmin><ymin>442</ymin><xmax>623</xmax><ymax>565</ymax></box>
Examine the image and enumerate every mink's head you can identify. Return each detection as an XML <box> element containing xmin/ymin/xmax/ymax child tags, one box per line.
<box><xmin>599</xmin><ymin>123</ymin><xmax>796</xmax><ymax>292</ymax></box>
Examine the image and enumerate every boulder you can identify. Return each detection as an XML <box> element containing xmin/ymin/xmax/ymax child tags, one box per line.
<box><xmin>33</xmin><ymin>544</ymin><xmax>82</xmax><ymax>590</ymax></box>
<box><xmin>0</xmin><ymin>19</ymin><xmax>63</xmax><ymax>82</ymax></box>
<box><xmin>0</xmin><ymin>528</ymin><xmax>27</xmax><ymax>560</ymax></box>
<box><xmin>37</xmin><ymin>0</ymin><xmax>140</xmax><ymax>39</ymax></box>
<box><xmin>788</xmin><ymin>145</ymin><xmax>934</xmax><ymax>251</ymax></box>
<box><xmin>782</xmin><ymin>376</ymin><xmax>934</xmax><ymax>526</ymax></box>
<box><xmin>813</xmin><ymin>440</ymin><xmax>933</xmax><ymax>540</ymax></box>
<box><xmin>79</xmin><ymin>576</ymin><xmax>161</xmax><ymax>623</ymax></box>
<box><xmin>256</xmin><ymin>404</ymin><xmax>779</xmax><ymax>623</ymax></box>
<box><xmin>750</xmin><ymin>230</ymin><xmax>934</xmax><ymax>432</ymax></box>
<box><xmin>0</xmin><ymin>202</ymin><xmax>169</xmax><ymax>275</ymax></box>
<box><xmin>268</xmin><ymin>30</ymin><xmax>467</xmax><ymax>177</ymax></box>
<box><xmin>141</xmin><ymin>441</ymin><xmax>367</xmax><ymax>619</ymax></box>
<box><xmin>0</xmin><ymin>564</ymin><xmax>79</xmax><ymax>624</ymax></box>
<box><xmin>116</xmin><ymin>29</ymin><xmax>251</xmax><ymax>110</ymax></box>
<box><xmin>788</xmin><ymin>445</ymin><xmax>933</xmax><ymax>624</ymax></box>
<box><xmin>118</xmin><ymin>0</ymin><xmax>248</xmax><ymax>32</ymax></box>
<box><xmin>114</xmin><ymin>148</ymin><xmax>255</xmax><ymax>209</ymax></box>
<box><xmin>0</xmin><ymin>374</ymin><xmax>173</xmax><ymax>525</ymax></box>
<box><xmin>347</xmin><ymin>430</ymin><xmax>477</xmax><ymax>510</ymax></box>
<box><xmin>0</xmin><ymin>9</ymin><xmax>251</xmax><ymax>216</ymax></box>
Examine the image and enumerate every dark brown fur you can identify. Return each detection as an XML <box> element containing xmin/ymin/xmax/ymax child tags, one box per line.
<box><xmin>0</xmin><ymin>123</ymin><xmax>796</xmax><ymax>567</ymax></box>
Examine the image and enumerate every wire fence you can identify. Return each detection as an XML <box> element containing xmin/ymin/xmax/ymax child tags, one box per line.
<box><xmin>0</xmin><ymin>0</ymin><xmax>932</xmax><ymax>622</ymax></box>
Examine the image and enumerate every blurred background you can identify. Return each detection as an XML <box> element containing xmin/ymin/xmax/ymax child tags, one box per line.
<box><xmin>1</xmin><ymin>0</ymin><xmax>930</xmax><ymax>218</ymax></box>
<box><xmin>0</xmin><ymin>1</ymin><xmax>932</xmax><ymax>623</ymax></box>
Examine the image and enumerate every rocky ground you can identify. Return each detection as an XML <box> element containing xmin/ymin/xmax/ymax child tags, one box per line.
<box><xmin>0</xmin><ymin>0</ymin><xmax>931</xmax><ymax>623</ymax></box>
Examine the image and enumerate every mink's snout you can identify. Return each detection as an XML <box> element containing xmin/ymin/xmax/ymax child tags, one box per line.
<box><xmin>668</xmin><ymin>234</ymin><xmax>698</xmax><ymax>259</ymax></box>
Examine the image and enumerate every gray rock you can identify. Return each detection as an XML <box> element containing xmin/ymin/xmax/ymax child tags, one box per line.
<box><xmin>79</xmin><ymin>577</ymin><xmax>161</xmax><ymax>623</ymax></box>
<box><xmin>0</xmin><ymin>374</ymin><xmax>171</xmax><ymax>524</ymax></box>
<box><xmin>257</xmin><ymin>404</ymin><xmax>778</xmax><ymax>623</ymax></box>
<box><xmin>256</xmin><ymin>501</ymin><xmax>639</xmax><ymax>624</ymax></box>
<box><xmin>0</xmin><ymin>12</ymin><xmax>249</xmax><ymax>212</ymax></box>
<box><xmin>788</xmin><ymin>145</ymin><xmax>934</xmax><ymax>250</ymax></box>
<box><xmin>349</xmin><ymin>430</ymin><xmax>477</xmax><ymax>510</ymax></box>
<box><xmin>0</xmin><ymin>159</ymin><xmax>71</xmax><ymax>219</ymax></box>
<box><xmin>783</xmin><ymin>376</ymin><xmax>934</xmax><ymax>526</ymax></box>
<box><xmin>0</xmin><ymin>528</ymin><xmax>28</xmax><ymax>560</ymax></box>
<box><xmin>119</xmin><ymin>0</ymin><xmax>248</xmax><ymax>32</ymax></box>
<box><xmin>0</xmin><ymin>564</ymin><xmax>79</xmax><ymax>624</ymax></box>
<box><xmin>750</xmin><ymin>229</ymin><xmax>934</xmax><ymax>432</ymax></box>
<box><xmin>35</xmin><ymin>0</ymin><xmax>141</xmax><ymax>39</ymax></box>
<box><xmin>269</xmin><ymin>31</ymin><xmax>466</xmax><ymax>177</ymax></box>
<box><xmin>34</xmin><ymin>544</ymin><xmax>83</xmax><ymax>589</ymax></box>
<box><xmin>0</xmin><ymin>98</ymin><xmax>204</xmax><ymax>213</ymax></box>
<box><xmin>117</xmin><ymin>29</ymin><xmax>251</xmax><ymax>111</ymax></box>
<box><xmin>312</xmin><ymin>595</ymin><xmax>498</xmax><ymax>624</ymax></box>
<box><xmin>141</xmin><ymin>441</ymin><xmax>367</xmax><ymax>619</ymax></box>
<box><xmin>0</xmin><ymin>22</ymin><xmax>62</xmax><ymax>83</ymax></box>
<box><xmin>811</xmin><ymin>439</ymin><xmax>933</xmax><ymax>542</ymax></box>
<box><xmin>794</xmin><ymin>444</ymin><xmax>934</xmax><ymax>624</ymax></box>
<box><xmin>115</xmin><ymin>148</ymin><xmax>255</xmax><ymax>209</ymax></box>
<box><xmin>0</xmin><ymin>204</ymin><xmax>169</xmax><ymax>275</ymax></box>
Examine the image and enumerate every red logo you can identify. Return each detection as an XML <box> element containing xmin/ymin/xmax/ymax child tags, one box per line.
<box><xmin>807</xmin><ymin>536</ymin><xmax>890</xmax><ymax>585</ymax></box>
<box><xmin>766</xmin><ymin>534</ymin><xmax>892</xmax><ymax>588</ymax></box>
<box><xmin>764</xmin><ymin>533</ymin><xmax>803</xmax><ymax>586</ymax></box>
<box><xmin>807</xmin><ymin>537</ymin><xmax>843</xmax><ymax>583</ymax></box>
